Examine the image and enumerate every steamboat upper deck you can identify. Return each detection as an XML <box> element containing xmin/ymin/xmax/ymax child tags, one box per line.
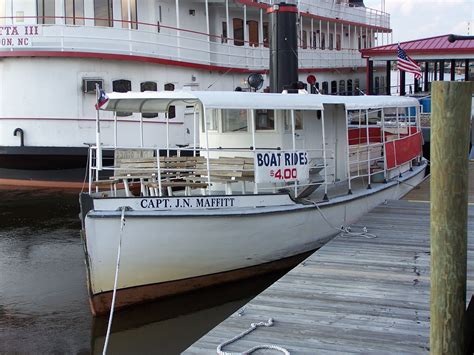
<box><xmin>0</xmin><ymin>0</ymin><xmax>391</xmax><ymax>73</ymax></box>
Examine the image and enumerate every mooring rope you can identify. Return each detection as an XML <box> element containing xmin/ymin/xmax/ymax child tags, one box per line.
<box><xmin>306</xmin><ymin>199</ymin><xmax>377</xmax><ymax>239</ymax></box>
<box><xmin>216</xmin><ymin>318</ymin><xmax>290</xmax><ymax>355</ymax></box>
<box><xmin>102</xmin><ymin>207</ymin><xmax>127</xmax><ymax>355</ymax></box>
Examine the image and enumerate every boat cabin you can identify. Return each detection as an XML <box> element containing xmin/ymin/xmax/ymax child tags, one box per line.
<box><xmin>92</xmin><ymin>91</ymin><xmax>422</xmax><ymax>201</ymax></box>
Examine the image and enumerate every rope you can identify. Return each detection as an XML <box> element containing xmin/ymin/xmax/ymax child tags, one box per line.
<box><xmin>102</xmin><ymin>207</ymin><xmax>127</xmax><ymax>355</ymax></box>
<box><xmin>216</xmin><ymin>318</ymin><xmax>290</xmax><ymax>355</ymax></box>
<box><xmin>305</xmin><ymin>199</ymin><xmax>377</xmax><ymax>239</ymax></box>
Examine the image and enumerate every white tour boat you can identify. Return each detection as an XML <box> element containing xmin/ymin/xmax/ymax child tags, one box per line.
<box><xmin>79</xmin><ymin>89</ymin><xmax>427</xmax><ymax>315</ymax></box>
<box><xmin>0</xmin><ymin>0</ymin><xmax>392</xmax><ymax>188</ymax></box>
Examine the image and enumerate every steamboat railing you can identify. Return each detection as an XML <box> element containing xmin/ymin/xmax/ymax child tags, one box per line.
<box><xmin>0</xmin><ymin>16</ymin><xmax>368</xmax><ymax>71</ymax></box>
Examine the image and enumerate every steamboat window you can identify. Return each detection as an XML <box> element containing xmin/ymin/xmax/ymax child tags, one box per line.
<box><xmin>339</xmin><ymin>80</ymin><xmax>345</xmax><ymax>95</ymax></box>
<box><xmin>221</xmin><ymin>22</ymin><xmax>228</xmax><ymax>43</ymax></box>
<box><xmin>336</xmin><ymin>34</ymin><xmax>341</xmax><ymax>50</ymax></box>
<box><xmin>141</xmin><ymin>81</ymin><xmax>158</xmax><ymax>118</ymax></box>
<box><xmin>321</xmin><ymin>32</ymin><xmax>326</xmax><ymax>50</ymax></box>
<box><xmin>255</xmin><ymin>110</ymin><xmax>275</xmax><ymax>131</ymax></box>
<box><xmin>302</xmin><ymin>30</ymin><xmax>308</xmax><ymax>49</ymax></box>
<box><xmin>329</xmin><ymin>33</ymin><xmax>334</xmax><ymax>50</ymax></box>
<box><xmin>354</xmin><ymin>79</ymin><xmax>360</xmax><ymax>95</ymax></box>
<box><xmin>347</xmin><ymin>79</ymin><xmax>353</xmax><ymax>96</ymax></box>
<box><xmin>322</xmin><ymin>81</ymin><xmax>328</xmax><ymax>94</ymax></box>
<box><xmin>94</xmin><ymin>0</ymin><xmax>113</xmax><ymax>27</ymax></box>
<box><xmin>331</xmin><ymin>80</ymin><xmax>337</xmax><ymax>94</ymax></box>
<box><xmin>121</xmin><ymin>0</ymin><xmax>137</xmax><ymax>29</ymax></box>
<box><xmin>247</xmin><ymin>20</ymin><xmax>258</xmax><ymax>47</ymax></box>
<box><xmin>374</xmin><ymin>77</ymin><xmax>380</xmax><ymax>95</ymax></box>
<box><xmin>65</xmin><ymin>0</ymin><xmax>84</xmax><ymax>25</ymax></box>
<box><xmin>233</xmin><ymin>18</ymin><xmax>244</xmax><ymax>46</ymax></box>
<box><xmin>263</xmin><ymin>22</ymin><xmax>269</xmax><ymax>48</ymax></box>
<box><xmin>113</xmin><ymin>79</ymin><xmax>132</xmax><ymax>116</ymax></box>
<box><xmin>284</xmin><ymin>110</ymin><xmax>303</xmax><ymax>131</ymax></box>
<box><xmin>312</xmin><ymin>30</ymin><xmax>318</xmax><ymax>49</ymax></box>
<box><xmin>37</xmin><ymin>0</ymin><xmax>55</xmax><ymax>24</ymax></box>
<box><xmin>358</xmin><ymin>35</ymin><xmax>361</xmax><ymax>50</ymax></box>
<box><xmin>164</xmin><ymin>83</ymin><xmax>176</xmax><ymax>119</ymax></box>
<box><xmin>222</xmin><ymin>109</ymin><xmax>248</xmax><ymax>132</ymax></box>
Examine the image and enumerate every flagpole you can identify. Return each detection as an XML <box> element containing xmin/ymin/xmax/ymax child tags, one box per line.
<box><xmin>95</xmin><ymin>84</ymin><xmax>103</xmax><ymax>171</ymax></box>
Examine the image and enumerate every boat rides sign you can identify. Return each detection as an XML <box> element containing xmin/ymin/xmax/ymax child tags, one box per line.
<box><xmin>255</xmin><ymin>150</ymin><xmax>310</xmax><ymax>183</ymax></box>
<box><xmin>0</xmin><ymin>25</ymin><xmax>41</xmax><ymax>47</ymax></box>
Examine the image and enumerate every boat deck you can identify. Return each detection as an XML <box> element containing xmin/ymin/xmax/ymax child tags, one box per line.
<box><xmin>185</xmin><ymin>168</ymin><xmax>474</xmax><ymax>354</ymax></box>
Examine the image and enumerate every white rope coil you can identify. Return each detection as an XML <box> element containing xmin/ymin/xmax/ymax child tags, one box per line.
<box><xmin>216</xmin><ymin>318</ymin><xmax>290</xmax><ymax>355</ymax></box>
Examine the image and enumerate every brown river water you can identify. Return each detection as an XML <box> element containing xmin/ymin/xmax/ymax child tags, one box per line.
<box><xmin>0</xmin><ymin>189</ymin><xmax>290</xmax><ymax>354</ymax></box>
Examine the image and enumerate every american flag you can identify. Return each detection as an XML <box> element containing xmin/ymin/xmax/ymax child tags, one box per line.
<box><xmin>95</xmin><ymin>89</ymin><xmax>109</xmax><ymax>110</ymax></box>
<box><xmin>397</xmin><ymin>45</ymin><xmax>422</xmax><ymax>79</ymax></box>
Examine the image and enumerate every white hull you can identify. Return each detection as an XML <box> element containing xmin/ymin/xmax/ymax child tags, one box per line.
<box><xmin>82</xmin><ymin>162</ymin><xmax>426</xmax><ymax>314</ymax></box>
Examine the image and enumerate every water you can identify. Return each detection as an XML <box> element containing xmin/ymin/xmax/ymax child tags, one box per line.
<box><xmin>0</xmin><ymin>189</ymin><xmax>290</xmax><ymax>353</ymax></box>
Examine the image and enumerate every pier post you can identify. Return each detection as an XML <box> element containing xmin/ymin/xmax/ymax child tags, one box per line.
<box><xmin>430</xmin><ymin>81</ymin><xmax>472</xmax><ymax>354</ymax></box>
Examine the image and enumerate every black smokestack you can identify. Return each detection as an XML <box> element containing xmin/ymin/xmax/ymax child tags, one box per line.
<box><xmin>269</xmin><ymin>1</ymin><xmax>298</xmax><ymax>93</ymax></box>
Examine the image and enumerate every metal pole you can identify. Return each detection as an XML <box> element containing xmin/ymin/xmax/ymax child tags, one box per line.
<box><xmin>345</xmin><ymin>109</ymin><xmax>352</xmax><ymax>194</ymax></box>
<box><xmin>95</xmin><ymin>86</ymin><xmax>102</xmax><ymax>171</ymax></box>
<box><xmin>203</xmin><ymin>104</ymin><xmax>211</xmax><ymax>194</ymax></box>
<box><xmin>140</xmin><ymin>115</ymin><xmax>144</xmax><ymax>147</ymax></box>
<box><xmin>166</xmin><ymin>112</ymin><xmax>169</xmax><ymax>157</ymax></box>
<box><xmin>321</xmin><ymin>110</ymin><xmax>328</xmax><ymax>200</ymax></box>
<box><xmin>175</xmin><ymin>0</ymin><xmax>180</xmax><ymax>58</ymax></box>
<box><xmin>205</xmin><ymin>0</ymin><xmax>209</xmax><ymax>41</ymax></box>
<box><xmin>193</xmin><ymin>107</ymin><xmax>197</xmax><ymax>157</ymax></box>
<box><xmin>251</xmin><ymin>109</ymin><xmax>258</xmax><ymax>194</ymax></box>
<box><xmin>291</xmin><ymin>110</ymin><xmax>297</xmax><ymax>197</ymax></box>
<box><xmin>113</xmin><ymin>112</ymin><xmax>117</xmax><ymax>148</ymax></box>
<box><xmin>430</xmin><ymin>81</ymin><xmax>471</xmax><ymax>355</ymax></box>
<box><xmin>366</xmin><ymin>109</ymin><xmax>371</xmax><ymax>188</ymax></box>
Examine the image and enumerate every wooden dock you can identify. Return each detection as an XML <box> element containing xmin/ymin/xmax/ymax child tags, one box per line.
<box><xmin>185</xmin><ymin>170</ymin><xmax>474</xmax><ymax>353</ymax></box>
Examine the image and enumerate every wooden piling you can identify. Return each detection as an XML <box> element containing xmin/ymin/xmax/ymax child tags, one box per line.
<box><xmin>430</xmin><ymin>81</ymin><xmax>472</xmax><ymax>354</ymax></box>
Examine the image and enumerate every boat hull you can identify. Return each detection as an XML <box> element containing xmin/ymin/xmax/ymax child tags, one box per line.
<box><xmin>82</xmin><ymin>162</ymin><xmax>427</xmax><ymax>315</ymax></box>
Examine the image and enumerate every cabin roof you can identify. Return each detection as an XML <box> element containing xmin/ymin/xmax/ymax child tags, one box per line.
<box><xmin>102</xmin><ymin>91</ymin><xmax>419</xmax><ymax>114</ymax></box>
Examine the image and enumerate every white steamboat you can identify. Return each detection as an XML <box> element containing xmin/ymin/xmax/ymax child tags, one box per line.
<box><xmin>80</xmin><ymin>90</ymin><xmax>426</xmax><ymax>315</ymax></box>
<box><xmin>0</xmin><ymin>0</ymin><xmax>391</xmax><ymax>187</ymax></box>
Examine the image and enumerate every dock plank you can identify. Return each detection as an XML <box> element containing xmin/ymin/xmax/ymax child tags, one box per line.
<box><xmin>185</xmin><ymin>200</ymin><xmax>474</xmax><ymax>354</ymax></box>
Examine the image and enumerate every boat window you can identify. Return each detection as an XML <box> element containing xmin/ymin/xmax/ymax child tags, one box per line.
<box><xmin>222</xmin><ymin>109</ymin><xmax>248</xmax><ymax>132</ymax></box>
<box><xmin>354</xmin><ymin>79</ymin><xmax>360</xmax><ymax>95</ymax></box>
<box><xmin>94</xmin><ymin>0</ymin><xmax>113</xmax><ymax>27</ymax></box>
<box><xmin>164</xmin><ymin>83</ymin><xmax>176</xmax><ymax>119</ymax></box>
<box><xmin>121</xmin><ymin>0</ymin><xmax>137</xmax><ymax>29</ymax></box>
<box><xmin>347</xmin><ymin>79</ymin><xmax>353</xmax><ymax>96</ymax></box>
<box><xmin>204</xmin><ymin>109</ymin><xmax>218</xmax><ymax>132</ymax></box>
<box><xmin>221</xmin><ymin>22</ymin><xmax>228</xmax><ymax>43</ymax></box>
<box><xmin>322</xmin><ymin>81</ymin><xmax>328</xmax><ymax>94</ymax></box>
<box><xmin>113</xmin><ymin>79</ymin><xmax>132</xmax><ymax>116</ymax></box>
<box><xmin>336</xmin><ymin>34</ymin><xmax>341</xmax><ymax>50</ymax></box>
<box><xmin>284</xmin><ymin>110</ymin><xmax>303</xmax><ymax>131</ymax></box>
<box><xmin>339</xmin><ymin>80</ymin><xmax>345</xmax><ymax>95</ymax></box>
<box><xmin>328</xmin><ymin>33</ymin><xmax>334</xmax><ymax>50</ymax></box>
<box><xmin>37</xmin><ymin>0</ymin><xmax>55</xmax><ymax>24</ymax></box>
<box><xmin>321</xmin><ymin>32</ymin><xmax>325</xmax><ymax>50</ymax></box>
<box><xmin>331</xmin><ymin>80</ymin><xmax>337</xmax><ymax>95</ymax></box>
<box><xmin>141</xmin><ymin>82</ymin><xmax>158</xmax><ymax>118</ymax></box>
<box><xmin>233</xmin><ymin>18</ymin><xmax>244</xmax><ymax>46</ymax></box>
<box><xmin>358</xmin><ymin>35</ymin><xmax>361</xmax><ymax>50</ymax></box>
<box><xmin>64</xmin><ymin>0</ymin><xmax>84</xmax><ymax>25</ymax></box>
<box><xmin>302</xmin><ymin>30</ymin><xmax>307</xmax><ymax>49</ymax></box>
<box><xmin>312</xmin><ymin>30</ymin><xmax>318</xmax><ymax>49</ymax></box>
<box><xmin>380</xmin><ymin>76</ymin><xmax>385</xmax><ymax>94</ymax></box>
<box><xmin>263</xmin><ymin>22</ymin><xmax>269</xmax><ymax>48</ymax></box>
<box><xmin>255</xmin><ymin>110</ymin><xmax>275</xmax><ymax>131</ymax></box>
<box><xmin>247</xmin><ymin>20</ymin><xmax>259</xmax><ymax>47</ymax></box>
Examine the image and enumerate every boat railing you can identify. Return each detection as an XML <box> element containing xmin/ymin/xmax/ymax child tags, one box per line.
<box><xmin>88</xmin><ymin>145</ymin><xmax>335</xmax><ymax>200</ymax></box>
